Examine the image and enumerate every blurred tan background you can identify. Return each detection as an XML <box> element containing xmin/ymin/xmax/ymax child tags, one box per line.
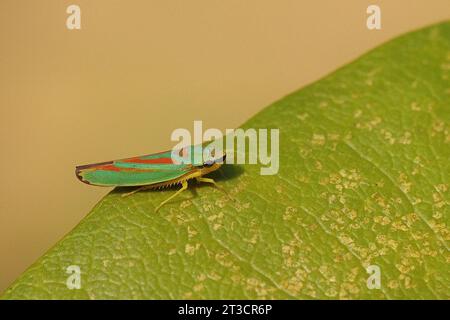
<box><xmin>0</xmin><ymin>0</ymin><xmax>449</xmax><ymax>293</ymax></box>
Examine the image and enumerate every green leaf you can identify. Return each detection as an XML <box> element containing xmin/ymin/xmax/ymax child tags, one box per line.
<box><xmin>2</xmin><ymin>22</ymin><xmax>449</xmax><ymax>300</ymax></box>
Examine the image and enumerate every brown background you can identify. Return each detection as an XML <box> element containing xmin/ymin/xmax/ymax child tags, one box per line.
<box><xmin>0</xmin><ymin>0</ymin><xmax>449</xmax><ymax>293</ymax></box>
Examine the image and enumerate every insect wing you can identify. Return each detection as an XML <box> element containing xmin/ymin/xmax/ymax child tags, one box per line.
<box><xmin>76</xmin><ymin>149</ymin><xmax>193</xmax><ymax>187</ymax></box>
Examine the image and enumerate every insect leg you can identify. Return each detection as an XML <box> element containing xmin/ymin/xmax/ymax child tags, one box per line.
<box><xmin>195</xmin><ymin>177</ymin><xmax>217</xmax><ymax>186</ymax></box>
<box><xmin>196</xmin><ymin>177</ymin><xmax>233</xmax><ymax>201</ymax></box>
<box><xmin>121</xmin><ymin>185</ymin><xmax>153</xmax><ymax>197</ymax></box>
<box><xmin>155</xmin><ymin>180</ymin><xmax>188</xmax><ymax>212</ymax></box>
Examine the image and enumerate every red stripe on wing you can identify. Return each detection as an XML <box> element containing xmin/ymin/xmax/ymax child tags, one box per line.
<box><xmin>95</xmin><ymin>164</ymin><xmax>158</xmax><ymax>172</ymax></box>
<box><xmin>121</xmin><ymin>157</ymin><xmax>174</xmax><ymax>164</ymax></box>
<box><xmin>94</xmin><ymin>164</ymin><xmax>122</xmax><ymax>172</ymax></box>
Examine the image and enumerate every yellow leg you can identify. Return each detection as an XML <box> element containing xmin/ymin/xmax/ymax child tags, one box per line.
<box><xmin>122</xmin><ymin>185</ymin><xmax>153</xmax><ymax>197</ymax></box>
<box><xmin>196</xmin><ymin>177</ymin><xmax>218</xmax><ymax>186</ymax></box>
<box><xmin>196</xmin><ymin>177</ymin><xmax>233</xmax><ymax>200</ymax></box>
<box><xmin>155</xmin><ymin>180</ymin><xmax>188</xmax><ymax>212</ymax></box>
